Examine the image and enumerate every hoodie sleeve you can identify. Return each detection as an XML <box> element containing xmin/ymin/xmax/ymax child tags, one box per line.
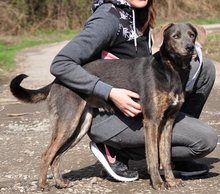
<box><xmin>50</xmin><ymin>7</ymin><xmax>119</xmax><ymax>100</ymax></box>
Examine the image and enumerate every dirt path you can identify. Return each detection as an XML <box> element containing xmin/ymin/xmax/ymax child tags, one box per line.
<box><xmin>0</xmin><ymin>40</ymin><xmax>220</xmax><ymax>194</ymax></box>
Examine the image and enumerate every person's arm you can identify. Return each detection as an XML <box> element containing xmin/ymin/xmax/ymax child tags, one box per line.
<box><xmin>51</xmin><ymin>8</ymin><xmax>141</xmax><ymax>117</ymax></box>
<box><xmin>50</xmin><ymin>10</ymin><xmax>118</xmax><ymax>100</ymax></box>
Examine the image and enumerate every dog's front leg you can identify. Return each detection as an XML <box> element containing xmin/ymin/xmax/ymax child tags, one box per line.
<box><xmin>159</xmin><ymin>117</ymin><xmax>185</xmax><ymax>188</ymax></box>
<box><xmin>143</xmin><ymin>118</ymin><xmax>168</xmax><ymax>190</ymax></box>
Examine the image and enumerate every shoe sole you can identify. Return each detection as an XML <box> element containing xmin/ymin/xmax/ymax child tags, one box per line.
<box><xmin>90</xmin><ymin>142</ymin><xmax>139</xmax><ymax>182</ymax></box>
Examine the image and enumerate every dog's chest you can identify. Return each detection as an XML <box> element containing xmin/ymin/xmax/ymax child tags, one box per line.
<box><xmin>169</xmin><ymin>92</ymin><xmax>184</xmax><ymax>108</ymax></box>
<box><xmin>167</xmin><ymin>75</ymin><xmax>185</xmax><ymax>108</ymax></box>
<box><xmin>156</xmin><ymin>68</ymin><xmax>185</xmax><ymax>110</ymax></box>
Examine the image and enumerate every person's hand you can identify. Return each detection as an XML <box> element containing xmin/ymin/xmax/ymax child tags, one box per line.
<box><xmin>109</xmin><ymin>88</ymin><xmax>142</xmax><ymax>117</ymax></box>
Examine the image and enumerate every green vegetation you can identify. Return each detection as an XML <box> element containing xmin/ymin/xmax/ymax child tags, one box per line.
<box><xmin>156</xmin><ymin>17</ymin><xmax>220</xmax><ymax>27</ymax></box>
<box><xmin>1</xmin><ymin>16</ymin><xmax>220</xmax><ymax>72</ymax></box>
<box><xmin>203</xmin><ymin>31</ymin><xmax>220</xmax><ymax>63</ymax></box>
<box><xmin>0</xmin><ymin>0</ymin><xmax>220</xmax><ymax>76</ymax></box>
<box><xmin>0</xmin><ymin>29</ymin><xmax>80</xmax><ymax>70</ymax></box>
<box><xmin>190</xmin><ymin>17</ymin><xmax>220</xmax><ymax>25</ymax></box>
<box><xmin>207</xmin><ymin>33</ymin><xmax>220</xmax><ymax>42</ymax></box>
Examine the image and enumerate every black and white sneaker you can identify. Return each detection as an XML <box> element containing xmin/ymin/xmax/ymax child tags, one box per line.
<box><xmin>159</xmin><ymin>161</ymin><xmax>209</xmax><ymax>177</ymax></box>
<box><xmin>90</xmin><ymin>141</ymin><xmax>139</xmax><ymax>182</ymax></box>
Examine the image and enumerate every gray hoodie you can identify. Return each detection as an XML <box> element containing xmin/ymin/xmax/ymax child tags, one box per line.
<box><xmin>50</xmin><ymin>0</ymin><xmax>151</xmax><ymax>101</ymax></box>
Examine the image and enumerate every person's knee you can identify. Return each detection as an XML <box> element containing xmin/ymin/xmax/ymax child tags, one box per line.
<box><xmin>194</xmin><ymin>127</ymin><xmax>218</xmax><ymax>158</ymax></box>
<box><xmin>202</xmin><ymin>58</ymin><xmax>216</xmax><ymax>85</ymax></box>
<box><xmin>207</xmin><ymin>127</ymin><xmax>218</xmax><ymax>153</ymax></box>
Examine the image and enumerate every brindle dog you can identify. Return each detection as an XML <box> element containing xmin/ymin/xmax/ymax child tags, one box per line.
<box><xmin>10</xmin><ymin>23</ymin><xmax>206</xmax><ymax>190</ymax></box>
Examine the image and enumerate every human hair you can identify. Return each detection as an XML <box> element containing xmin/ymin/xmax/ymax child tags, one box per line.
<box><xmin>142</xmin><ymin>0</ymin><xmax>156</xmax><ymax>32</ymax></box>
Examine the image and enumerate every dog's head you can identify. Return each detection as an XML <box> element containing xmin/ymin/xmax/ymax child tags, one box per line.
<box><xmin>151</xmin><ymin>23</ymin><xmax>207</xmax><ymax>67</ymax></box>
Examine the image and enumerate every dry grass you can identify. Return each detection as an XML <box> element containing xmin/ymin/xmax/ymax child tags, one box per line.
<box><xmin>0</xmin><ymin>0</ymin><xmax>220</xmax><ymax>37</ymax></box>
<box><xmin>0</xmin><ymin>0</ymin><xmax>91</xmax><ymax>36</ymax></box>
<box><xmin>156</xmin><ymin>0</ymin><xmax>220</xmax><ymax>22</ymax></box>
<box><xmin>0</xmin><ymin>2</ymin><xmax>27</xmax><ymax>36</ymax></box>
<box><xmin>204</xmin><ymin>31</ymin><xmax>220</xmax><ymax>63</ymax></box>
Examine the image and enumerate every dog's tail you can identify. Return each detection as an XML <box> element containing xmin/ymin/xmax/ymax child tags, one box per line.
<box><xmin>10</xmin><ymin>74</ymin><xmax>53</xmax><ymax>103</ymax></box>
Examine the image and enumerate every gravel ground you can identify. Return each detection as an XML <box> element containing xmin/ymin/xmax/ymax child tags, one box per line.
<box><xmin>0</xmin><ymin>38</ymin><xmax>220</xmax><ymax>194</ymax></box>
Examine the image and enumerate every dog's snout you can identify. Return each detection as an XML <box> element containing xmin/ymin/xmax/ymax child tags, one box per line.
<box><xmin>185</xmin><ymin>44</ymin><xmax>194</xmax><ymax>52</ymax></box>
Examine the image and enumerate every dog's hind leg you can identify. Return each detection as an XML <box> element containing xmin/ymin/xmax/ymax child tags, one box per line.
<box><xmin>51</xmin><ymin>107</ymin><xmax>93</xmax><ymax>188</ymax></box>
<box><xmin>38</xmin><ymin>132</ymin><xmax>69</xmax><ymax>190</ymax></box>
<box><xmin>38</xmin><ymin>94</ymin><xmax>87</xmax><ymax>190</ymax></box>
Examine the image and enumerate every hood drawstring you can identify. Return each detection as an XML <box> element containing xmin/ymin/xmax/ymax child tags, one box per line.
<box><xmin>132</xmin><ymin>9</ymin><xmax>138</xmax><ymax>53</ymax></box>
<box><xmin>149</xmin><ymin>27</ymin><xmax>152</xmax><ymax>54</ymax></box>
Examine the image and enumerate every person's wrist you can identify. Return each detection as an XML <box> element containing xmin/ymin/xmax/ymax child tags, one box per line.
<box><xmin>108</xmin><ymin>88</ymin><xmax>115</xmax><ymax>101</ymax></box>
<box><xmin>93</xmin><ymin>81</ymin><xmax>113</xmax><ymax>101</ymax></box>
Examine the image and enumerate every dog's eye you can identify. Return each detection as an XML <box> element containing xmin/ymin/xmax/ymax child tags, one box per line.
<box><xmin>188</xmin><ymin>31</ymin><xmax>195</xmax><ymax>38</ymax></box>
<box><xmin>173</xmin><ymin>34</ymin><xmax>179</xmax><ymax>39</ymax></box>
<box><xmin>189</xmin><ymin>33</ymin><xmax>195</xmax><ymax>38</ymax></box>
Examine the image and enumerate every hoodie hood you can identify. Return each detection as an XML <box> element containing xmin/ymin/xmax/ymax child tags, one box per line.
<box><xmin>91</xmin><ymin>0</ymin><xmax>152</xmax><ymax>54</ymax></box>
<box><xmin>92</xmin><ymin>0</ymin><xmax>132</xmax><ymax>13</ymax></box>
<box><xmin>92</xmin><ymin>0</ymin><xmax>141</xmax><ymax>52</ymax></box>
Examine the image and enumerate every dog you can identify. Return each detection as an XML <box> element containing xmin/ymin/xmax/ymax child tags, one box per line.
<box><xmin>10</xmin><ymin>23</ymin><xmax>206</xmax><ymax>190</ymax></box>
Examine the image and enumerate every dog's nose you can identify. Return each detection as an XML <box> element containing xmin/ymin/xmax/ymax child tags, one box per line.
<box><xmin>185</xmin><ymin>44</ymin><xmax>194</xmax><ymax>52</ymax></box>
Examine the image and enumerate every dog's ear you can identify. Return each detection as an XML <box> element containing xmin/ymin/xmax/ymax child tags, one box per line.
<box><xmin>187</xmin><ymin>23</ymin><xmax>207</xmax><ymax>44</ymax></box>
<box><xmin>151</xmin><ymin>23</ymin><xmax>173</xmax><ymax>47</ymax></box>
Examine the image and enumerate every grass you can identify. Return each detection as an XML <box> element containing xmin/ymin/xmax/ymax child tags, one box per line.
<box><xmin>155</xmin><ymin>17</ymin><xmax>220</xmax><ymax>27</ymax></box>
<box><xmin>0</xmin><ymin>29</ymin><xmax>80</xmax><ymax>71</ymax></box>
<box><xmin>0</xmin><ymin>17</ymin><xmax>220</xmax><ymax>73</ymax></box>
<box><xmin>190</xmin><ymin>17</ymin><xmax>220</xmax><ymax>25</ymax></box>
<box><xmin>203</xmin><ymin>31</ymin><xmax>220</xmax><ymax>63</ymax></box>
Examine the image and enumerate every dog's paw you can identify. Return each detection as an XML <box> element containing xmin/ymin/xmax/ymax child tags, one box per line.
<box><xmin>37</xmin><ymin>183</ymin><xmax>52</xmax><ymax>191</ymax></box>
<box><xmin>55</xmin><ymin>179</ymin><xmax>74</xmax><ymax>189</ymax></box>
<box><xmin>176</xmin><ymin>179</ymin><xmax>185</xmax><ymax>187</ymax></box>
<box><xmin>153</xmin><ymin>181</ymin><xmax>170</xmax><ymax>190</ymax></box>
<box><xmin>167</xmin><ymin>178</ymin><xmax>185</xmax><ymax>188</ymax></box>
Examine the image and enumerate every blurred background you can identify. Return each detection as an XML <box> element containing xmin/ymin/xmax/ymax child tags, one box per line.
<box><xmin>0</xmin><ymin>0</ymin><xmax>220</xmax><ymax>79</ymax></box>
<box><xmin>1</xmin><ymin>0</ymin><xmax>220</xmax><ymax>35</ymax></box>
